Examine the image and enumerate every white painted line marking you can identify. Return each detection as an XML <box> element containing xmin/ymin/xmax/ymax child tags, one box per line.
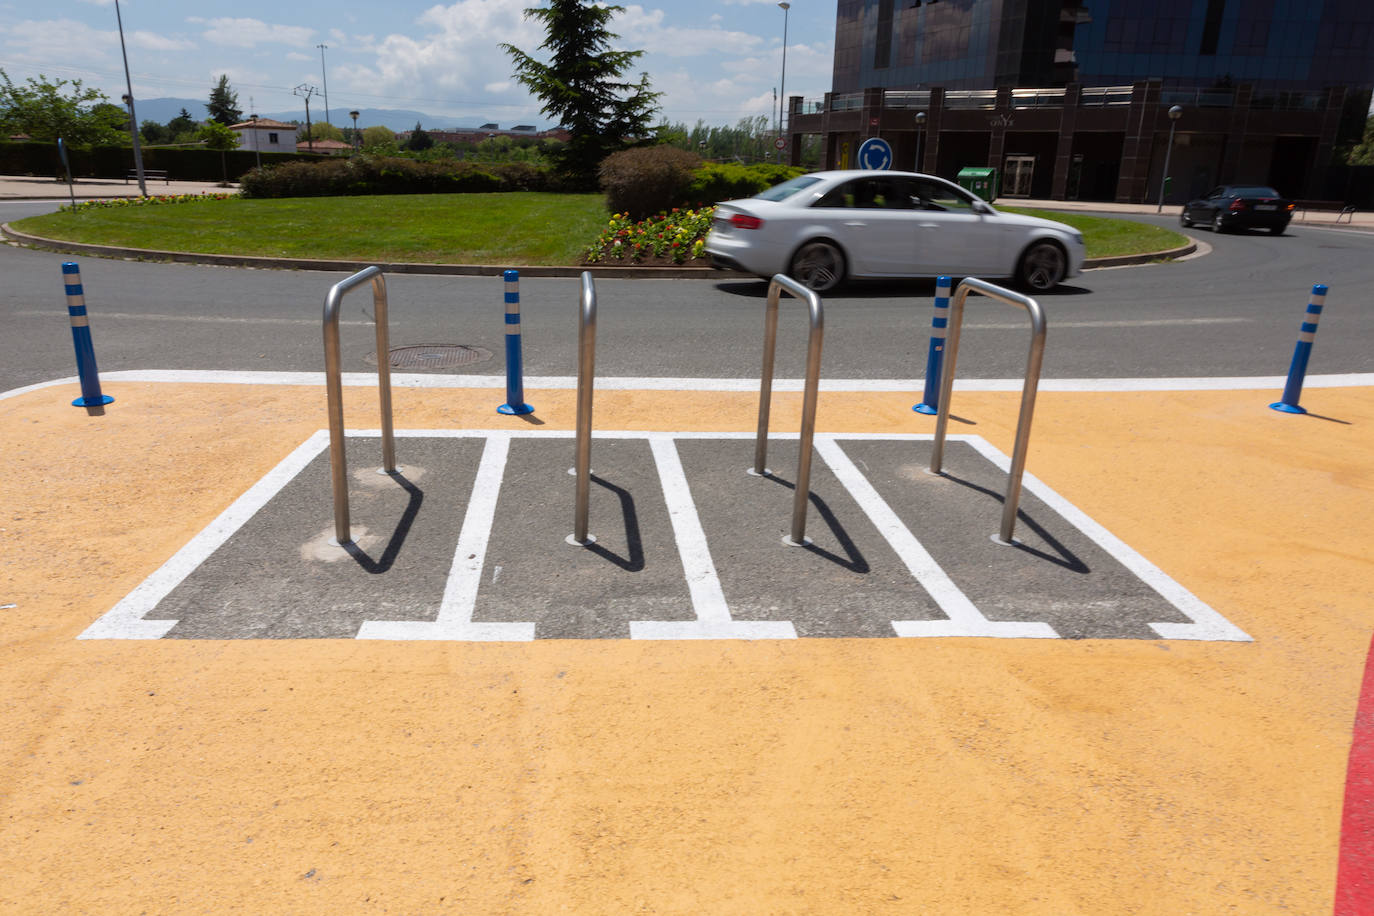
<box><xmin>962</xmin><ymin>438</ymin><xmax>1251</xmax><ymax>642</ymax></box>
<box><xmin>815</xmin><ymin>438</ymin><xmax>1058</xmax><ymax>639</ymax></box>
<box><xmin>6</xmin><ymin>370</ymin><xmax>1374</xmax><ymax>402</ymax></box>
<box><xmin>357</xmin><ymin>433</ymin><xmax>535</xmax><ymax>641</ymax></box>
<box><xmin>631</xmin><ymin>436</ymin><xmax>796</xmax><ymax>640</ymax></box>
<box><xmin>77</xmin><ymin>430</ymin><xmax>331</xmax><ymax>639</ymax></box>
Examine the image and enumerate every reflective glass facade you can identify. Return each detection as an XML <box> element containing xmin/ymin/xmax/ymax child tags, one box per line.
<box><xmin>831</xmin><ymin>0</ymin><xmax>1374</xmax><ymax>92</ymax></box>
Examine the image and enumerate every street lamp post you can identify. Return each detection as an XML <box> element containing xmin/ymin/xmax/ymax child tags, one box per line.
<box><xmin>317</xmin><ymin>44</ymin><xmax>331</xmax><ymax>127</ymax></box>
<box><xmin>777</xmin><ymin>2</ymin><xmax>791</xmax><ymax>139</ymax></box>
<box><xmin>915</xmin><ymin>111</ymin><xmax>927</xmax><ymax>172</ymax></box>
<box><xmin>350</xmin><ymin>110</ymin><xmax>360</xmax><ymax>152</ymax></box>
<box><xmin>1157</xmin><ymin>105</ymin><xmax>1183</xmax><ymax>213</ymax></box>
<box><xmin>114</xmin><ymin>0</ymin><xmax>147</xmax><ymax>197</ymax></box>
<box><xmin>250</xmin><ymin>114</ymin><xmax>260</xmax><ymax>168</ymax></box>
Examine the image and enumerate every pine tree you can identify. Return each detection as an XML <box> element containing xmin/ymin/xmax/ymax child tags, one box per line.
<box><xmin>206</xmin><ymin>75</ymin><xmax>242</xmax><ymax>126</ymax></box>
<box><xmin>501</xmin><ymin>1</ymin><xmax>660</xmax><ymax>187</ymax></box>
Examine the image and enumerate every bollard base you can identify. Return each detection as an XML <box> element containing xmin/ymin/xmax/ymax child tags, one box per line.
<box><xmin>913</xmin><ymin>403</ymin><xmax>938</xmax><ymax>415</ymax></box>
<box><xmin>498</xmin><ymin>402</ymin><xmax>535</xmax><ymax>416</ymax></box>
<box><xmin>1269</xmin><ymin>401</ymin><xmax>1307</xmax><ymax>414</ymax></box>
<box><xmin>72</xmin><ymin>395</ymin><xmax>114</xmax><ymax>407</ymax></box>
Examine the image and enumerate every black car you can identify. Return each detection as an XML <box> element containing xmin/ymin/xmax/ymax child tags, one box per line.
<box><xmin>1180</xmin><ymin>185</ymin><xmax>1295</xmax><ymax>234</ymax></box>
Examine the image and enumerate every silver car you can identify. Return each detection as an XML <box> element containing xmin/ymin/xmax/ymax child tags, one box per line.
<box><xmin>705</xmin><ymin>169</ymin><xmax>1085</xmax><ymax>292</ymax></box>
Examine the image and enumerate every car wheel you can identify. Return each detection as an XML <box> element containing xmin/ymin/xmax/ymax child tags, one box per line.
<box><xmin>789</xmin><ymin>240</ymin><xmax>846</xmax><ymax>292</ymax></box>
<box><xmin>1016</xmin><ymin>240</ymin><xmax>1067</xmax><ymax>292</ymax></box>
<box><xmin>1180</xmin><ymin>209</ymin><xmax>1192</xmax><ymax>228</ymax></box>
<box><xmin>1212</xmin><ymin>213</ymin><xmax>1227</xmax><ymax>233</ymax></box>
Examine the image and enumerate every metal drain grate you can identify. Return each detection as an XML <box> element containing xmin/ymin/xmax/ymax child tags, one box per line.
<box><xmin>368</xmin><ymin>344</ymin><xmax>493</xmax><ymax>370</ymax></box>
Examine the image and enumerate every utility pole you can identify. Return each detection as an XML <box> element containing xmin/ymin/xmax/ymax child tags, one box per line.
<box><xmin>294</xmin><ymin>84</ymin><xmax>318</xmax><ymax>151</ymax></box>
<box><xmin>317</xmin><ymin>44</ymin><xmax>330</xmax><ymax>126</ymax></box>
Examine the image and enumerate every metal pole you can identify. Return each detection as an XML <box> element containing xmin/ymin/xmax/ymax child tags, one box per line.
<box><xmin>1269</xmin><ymin>283</ymin><xmax>1329</xmax><ymax>415</ymax></box>
<box><xmin>1157</xmin><ymin>106</ymin><xmax>1182</xmax><ymax>213</ymax></box>
<box><xmin>778</xmin><ymin>2</ymin><xmax>790</xmax><ymax>137</ymax></box>
<box><xmin>322</xmin><ymin>266</ymin><xmax>395</xmax><ymax>545</ymax></box>
<box><xmin>930</xmin><ymin>277</ymin><xmax>1047</xmax><ymax>545</ymax></box>
<box><xmin>114</xmin><ymin>0</ymin><xmax>147</xmax><ymax>198</ymax></box>
<box><xmin>569</xmin><ymin>272</ymin><xmax>597</xmax><ymax>546</ymax></box>
<box><xmin>317</xmin><ymin>44</ymin><xmax>330</xmax><ymax>127</ymax></box>
<box><xmin>752</xmin><ymin>274</ymin><xmax>824</xmax><ymax>547</ymax></box>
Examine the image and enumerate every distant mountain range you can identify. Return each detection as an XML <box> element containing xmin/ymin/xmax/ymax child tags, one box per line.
<box><xmin>131</xmin><ymin>98</ymin><xmax>545</xmax><ymax>133</ymax></box>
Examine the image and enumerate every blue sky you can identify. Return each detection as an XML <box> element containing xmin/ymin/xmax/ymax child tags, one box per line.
<box><xmin>0</xmin><ymin>0</ymin><xmax>835</xmax><ymax>130</ymax></box>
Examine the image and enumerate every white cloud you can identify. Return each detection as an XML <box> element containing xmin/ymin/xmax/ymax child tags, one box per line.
<box><xmin>130</xmin><ymin>30</ymin><xmax>195</xmax><ymax>52</ymax></box>
<box><xmin>2</xmin><ymin>20</ymin><xmax>117</xmax><ymax>66</ymax></box>
<box><xmin>189</xmin><ymin>17</ymin><xmax>315</xmax><ymax>49</ymax></box>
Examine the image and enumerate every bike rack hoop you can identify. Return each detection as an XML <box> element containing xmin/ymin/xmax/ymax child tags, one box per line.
<box><xmin>753</xmin><ymin>273</ymin><xmax>825</xmax><ymax>546</ymax></box>
<box><xmin>323</xmin><ymin>265</ymin><xmax>396</xmax><ymax>545</ymax></box>
<box><xmin>929</xmin><ymin>277</ymin><xmax>1047</xmax><ymax>546</ymax></box>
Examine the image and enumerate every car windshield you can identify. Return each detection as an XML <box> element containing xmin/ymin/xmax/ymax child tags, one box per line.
<box><xmin>754</xmin><ymin>176</ymin><xmax>824</xmax><ymax>201</ymax></box>
<box><xmin>1232</xmin><ymin>186</ymin><xmax>1281</xmax><ymax>197</ymax></box>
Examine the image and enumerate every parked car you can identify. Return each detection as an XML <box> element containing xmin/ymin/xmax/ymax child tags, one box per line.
<box><xmin>704</xmin><ymin>169</ymin><xmax>1086</xmax><ymax>292</ymax></box>
<box><xmin>1180</xmin><ymin>185</ymin><xmax>1295</xmax><ymax>234</ymax></box>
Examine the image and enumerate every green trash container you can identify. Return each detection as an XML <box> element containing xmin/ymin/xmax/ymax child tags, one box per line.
<box><xmin>956</xmin><ymin>166</ymin><xmax>998</xmax><ymax>203</ymax></box>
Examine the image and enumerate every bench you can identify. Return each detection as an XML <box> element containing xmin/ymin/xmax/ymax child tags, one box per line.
<box><xmin>126</xmin><ymin>169</ymin><xmax>170</xmax><ymax>185</ymax></box>
<box><xmin>1293</xmin><ymin>199</ymin><xmax>1355</xmax><ymax>223</ymax></box>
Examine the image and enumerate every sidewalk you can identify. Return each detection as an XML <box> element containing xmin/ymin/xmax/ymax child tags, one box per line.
<box><xmin>0</xmin><ymin>174</ymin><xmax>238</xmax><ymax>200</ymax></box>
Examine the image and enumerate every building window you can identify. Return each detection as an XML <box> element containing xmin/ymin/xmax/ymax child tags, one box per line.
<box><xmin>268</xmin><ymin>132</ymin><xmax>279</xmax><ymax>144</ymax></box>
<box><xmin>875</xmin><ymin>0</ymin><xmax>895</xmax><ymax>69</ymax></box>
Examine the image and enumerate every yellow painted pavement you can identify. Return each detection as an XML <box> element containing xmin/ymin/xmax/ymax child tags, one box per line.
<box><xmin>1</xmin><ymin>380</ymin><xmax>1372</xmax><ymax>913</ymax></box>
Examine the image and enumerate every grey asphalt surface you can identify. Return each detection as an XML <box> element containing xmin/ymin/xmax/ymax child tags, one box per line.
<box><xmin>3</xmin><ymin>200</ymin><xmax>1373</xmax><ymax>396</ymax></box>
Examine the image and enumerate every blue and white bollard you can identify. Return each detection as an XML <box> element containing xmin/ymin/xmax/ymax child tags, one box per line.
<box><xmin>61</xmin><ymin>262</ymin><xmax>114</xmax><ymax>407</ymax></box>
<box><xmin>497</xmin><ymin>269</ymin><xmax>534</xmax><ymax>415</ymax></box>
<box><xmin>913</xmin><ymin>275</ymin><xmax>952</xmax><ymax>415</ymax></box>
<box><xmin>1269</xmin><ymin>283</ymin><xmax>1328</xmax><ymax>415</ymax></box>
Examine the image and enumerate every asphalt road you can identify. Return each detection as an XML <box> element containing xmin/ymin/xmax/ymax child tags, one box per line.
<box><xmin>3</xmin><ymin>203</ymin><xmax>1372</xmax><ymax>393</ymax></box>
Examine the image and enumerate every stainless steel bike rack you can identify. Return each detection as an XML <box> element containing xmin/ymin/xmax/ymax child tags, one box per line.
<box><xmin>752</xmin><ymin>274</ymin><xmax>825</xmax><ymax>547</ymax></box>
<box><xmin>323</xmin><ymin>266</ymin><xmax>396</xmax><ymax>546</ymax></box>
<box><xmin>930</xmin><ymin>277</ymin><xmax>1046</xmax><ymax>546</ymax></box>
<box><xmin>568</xmin><ymin>271</ymin><xmax>597</xmax><ymax>547</ymax></box>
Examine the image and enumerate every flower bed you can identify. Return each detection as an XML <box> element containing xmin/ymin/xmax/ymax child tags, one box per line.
<box><xmin>584</xmin><ymin>206</ymin><xmax>716</xmax><ymax>265</ymax></box>
<box><xmin>60</xmin><ymin>193</ymin><xmax>237</xmax><ymax>212</ymax></box>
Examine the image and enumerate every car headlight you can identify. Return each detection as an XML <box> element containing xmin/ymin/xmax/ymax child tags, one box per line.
<box><xmin>1070</xmin><ymin>231</ymin><xmax>1084</xmax><ymax>246</ymax></box>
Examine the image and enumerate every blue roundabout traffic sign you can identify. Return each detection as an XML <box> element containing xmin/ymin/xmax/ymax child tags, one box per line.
<box><xmin>857</xmin><ymin>137</ymin><xmax>894</xmax><ymax>170</ymax></box>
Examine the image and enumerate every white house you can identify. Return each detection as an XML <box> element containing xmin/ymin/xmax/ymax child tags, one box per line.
<box><xmin>229</xmin><ymin>118</ymin><xmax>297</xmax><ymax>154</ymax></box>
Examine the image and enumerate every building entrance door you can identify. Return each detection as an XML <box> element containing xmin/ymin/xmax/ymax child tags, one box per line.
<box><xmin>1004</xmin><ymin>155</ymin><xmax>1035</xmax><ymax>198</ymax></box>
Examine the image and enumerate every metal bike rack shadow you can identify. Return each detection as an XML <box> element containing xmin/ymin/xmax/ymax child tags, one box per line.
<box><xmin>323</xmin><ymin>266</ymin><xmax>396</xmax><ymax>546</ymax></box>
<box><xmin>569</xmin><ymin>272</ymin><xmax>597</xmax><ymax>546</ymax></box>
<box><xmin>930</xmin><ymin>277</ymin><xmax>1046</xmax><ymax>546</ymax></box>
<box><xmin>751</xmin><ymin>274</ymin><xmax>825</xmax><ymax>547</ymax></box>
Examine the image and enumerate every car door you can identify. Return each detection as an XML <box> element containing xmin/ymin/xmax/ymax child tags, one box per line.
<box><xmin>908</xmin><ymin>177</ymin><xmax>1002</xmax><ymax>276</ymax></box>
<box><xmin>1196</xmin><ymin>187</ymin><xmax>1226</xmax><ymax>221</ymax></box>
<box><xmin>810</xmin><ymin>176</ymin><xmax>919</xmax><ymax>276</ymax></box>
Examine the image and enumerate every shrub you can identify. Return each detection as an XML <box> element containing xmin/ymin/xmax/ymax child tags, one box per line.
<box><xmin>687</xmin><ymin>161</ymin><xmax>806</xmax><ymax>206</ymax></box>
<box><xmin>599</xmin><ymin>146</ymin><xmax>702</xmax><ymax>220</ymax></box>
<box><xmin>584</xmin><ymin>206</ymin><xmax>716</xmax><ymax>265</ymax></box>
<box><xmin>237</xmin><ymin>154</ymin><xmax>556</xmax><ymax>198</ymax></box>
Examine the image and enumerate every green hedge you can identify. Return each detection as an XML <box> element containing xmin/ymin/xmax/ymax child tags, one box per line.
<box><xmin>238</xmin><ymin>155</ymin><xmax>559</xmax><ymax>198</ymax></box>
<box><xmin>0</xmin><ymin>140</ymin><xmax>312</xmax><ymax>181</ymax></box>
<box><xmin>685</xmin><ymin>162</ymin><xmax>805</xmax><ymax>207</ymax></box>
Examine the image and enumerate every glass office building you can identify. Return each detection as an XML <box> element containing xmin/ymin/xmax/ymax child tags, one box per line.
<box><xmin>793</xmin><ymin>0</ymin><xmax>1374</xmax><ymax>202</ymax></box>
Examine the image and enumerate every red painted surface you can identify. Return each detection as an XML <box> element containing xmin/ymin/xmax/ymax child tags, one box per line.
<box><xmin>1336</xmin><ymin>632</ymin><xmax>1374</xmax><ymax>915</ymax></box>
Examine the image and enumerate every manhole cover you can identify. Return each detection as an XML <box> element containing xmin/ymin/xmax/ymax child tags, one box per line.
<box><xmin>368</xmin><ymin>344</ymin><xmax>493</xmax><ymax>370</ymax></box>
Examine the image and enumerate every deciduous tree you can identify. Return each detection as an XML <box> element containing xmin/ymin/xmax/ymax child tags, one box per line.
<box><xmin>0</xmin><ymin>69</ymin><xmax>122</xmax><ymax>146</ymax></box>
<box><xmin>501</xmin><ymin>1</ymin><xmax>660</xmax><ymax>187</ymax></box>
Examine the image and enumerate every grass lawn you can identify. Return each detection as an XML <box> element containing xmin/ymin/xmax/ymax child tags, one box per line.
<box><xmin>1000</xmin><ymin>207</ymin><xmax>1188</xmax><ymax>259</ymax></box>
<box><xmin>15</xmin><ymin>193</ymin><xmax>611</xmax><ymax>266</ymax></box>
<box><xmin>13</xmin><ymin>193</ymin><xmax>1187</xmax><ymax>265</ymax></box>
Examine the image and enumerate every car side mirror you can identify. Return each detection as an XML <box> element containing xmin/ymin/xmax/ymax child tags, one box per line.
<box><xmin>972</xmin><ymin>201</ymin><xmax>994</xmax><ymax>215</ymax></box>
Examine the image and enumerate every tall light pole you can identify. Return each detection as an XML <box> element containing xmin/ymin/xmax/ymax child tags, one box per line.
<box><xmin>777</xmin><ymin>2</ymin><xmax>791</xmax><ymax>139</ymax></box>
<box><xmin>1157</xmin><ymin>104</ymin><xmax>1183</xmax><ymax>213</ymax></box>
<box><xmin>114</xmin><ymin>0</ymin><xmax>147</xmax><ymax>197</ymax></box>
<box><xmin>317</xmin><ymin>44</ymin><xmax>331</xmax><ymax>127</ymax></box>
<box><xmin>350</xmin><ymin>110</ymin><xmax>360</xmax><ymax>152</ymax></box>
